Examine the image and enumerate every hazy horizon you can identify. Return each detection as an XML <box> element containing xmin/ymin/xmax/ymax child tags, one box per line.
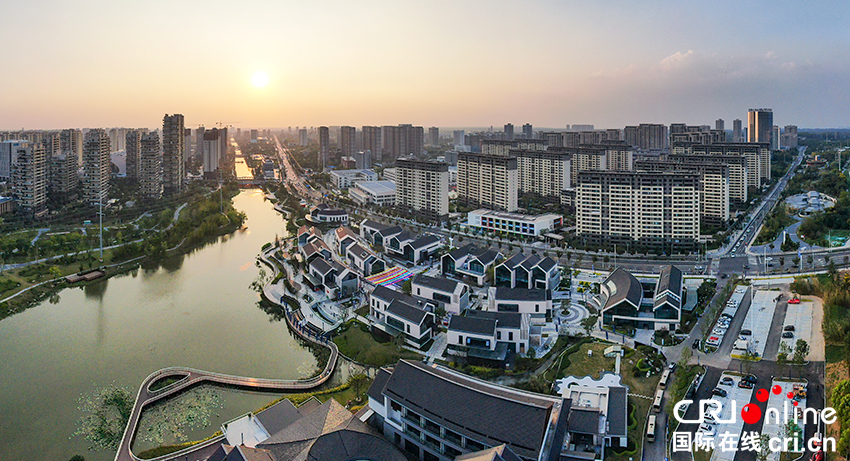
<box><xmin>3</xmin><ymin>0</ymin><xmax>849</xmax><ymax>130</ymax></box>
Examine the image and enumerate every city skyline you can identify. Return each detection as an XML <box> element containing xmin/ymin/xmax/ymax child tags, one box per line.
<box><xmin>2</xmin><ymin>0</ymin><xmax>849</xmax><ymax>130</ymax></box>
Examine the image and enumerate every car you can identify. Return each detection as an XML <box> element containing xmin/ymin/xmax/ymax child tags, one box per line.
<box><xmin>720</xmin><ymin>377</ymin><xmax>734</xmax><ymax>386</ymax></box>
<box><xmin>738</xmin><ymin>380</ymin><xmax>754</xmax><ymax>389</ymax></box>
<box><xmin>784</xmin><ymin>325</ymin><xmax>795</xmax><ymax>332</ymax></box>
<box><xmin>692</xmin><ymin>339</ymin><xmax>700</xmax><ymax>349</ymax></box>
<box><xmin>743</xmin><ymin>264</ymin><xmax>750</xmax><ymax>270</ymax></box>
<box><xmin>699</xmin><ymin>424</ymin><xmax>716</xmax><ymax>436</ymax></box>
<box><xmin>668</xmin><ymin>362</ymin><xmax>676</xmax><ymax>371</ymax></box>
<box><xmin>712</xmin><ymin>388</ymin><xmax>728</xmax><ymax>398</ymax></box>
<box><xmin>788</xmin><ymin>298</ymin><xmax>801</xmax><ymax>304</ymax></box>
<box><xmin>703</xmin><ymin>412</ymin><xmax>718</xmax><ymax>424</ymax></box>
<box><xmin>782</xmin><ymin>331</ymin><xmax>794</xmax><ymax>339</ymax></box>
<box><xmin>740</xmin><ymin>329</ymin><xmax>752</xmax><ymax>336</ymax></box>
<box><xmin>721</xmin><ymin>274</ymin><xmax>728</xmax><ymax>279</ymax></box>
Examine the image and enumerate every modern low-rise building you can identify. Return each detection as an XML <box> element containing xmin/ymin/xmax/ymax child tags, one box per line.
<box><xmin>597</xmin><ymin>265</ymin><xmax>683</xmax><ymax>331</ymax></box>
<box><xmin>446</xmin><ymin>310</ymin><xmax>530</xmax><ymax>365</ymax></box>
<box><xmin>366</xmin><ymin>360</ymin><xmax>570</xmax><ymax>461</ymax></box>
<box><xmin>441</xmin><ymin>244</ymin><xmax>502</xmax><ymax>286</ymax></box>
<box><xmin>330</xmin><ymin>169</ymin><xmax>378</xmax><ymax>189</ymax></box>
<box><xmin>369</xmin><ymin>285</ymin><xmax>436</xmax><ymax>349</ymax></box>
<box><xmin>466</xmin><ymin>210</ymin><xmax>563</xmax><ymax>238</ymax></box>
<box><xmin>386</xmin><ymin>232</ymin><xmax>442</xmax><ymax>264</ymax></box>
<box><xmin>494</xmin><ymin>254</ymin><xmax>560</xmax><ymax>291</ymax></box>
<box><xmin>333</xmin><ymin>226</ymin><xmax>359</xmax><ymax>256</ymax></box>
<box><xmin>297</xmin><ymin>225</ymin><xmax>323</xmax><ymax>246</ymax></box>
<box><xmin>487</xmin><ymin>286</ymin><xmax>552</xmax><ymax>323</ymax></box>
<box><xmin>344</xmin><ymin>242</ymin><xmax>386</xmax><ymax>276</ymax></box>
<box><xmin>350</xmin><ymin>180</ymin><xmax>397</xmax><ymax>207</ymax></box>
<box><xmin>305</xmin><ymin>256</ymin><xmax>358</xmax><ymax>300</ymax></box>
<box><xmin>412</xmin><ymin>273</ymin><xmax>470</xmax><ymax>315</ymax></box>
<box><xmin>557</xmin><ymin>376</ymin><xmax>629</xmax><ymax>459</ymax></box>
<box><xmin>309</xmin><ymin>203</ymin><xmax>349</xmax><ymax>225</ymax></box>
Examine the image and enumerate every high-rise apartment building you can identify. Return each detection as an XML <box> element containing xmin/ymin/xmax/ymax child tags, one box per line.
<box><xmin>0</xmin><ymin>140</ymin><xmax>27</xmax><ymax>181</ymax></box>
<box><xmin>576</xmin><ymin>171</ymin><xmax>700</xmax><ymax>253</ymax></box>
<box><xmin>298</xmin><ymin>128</ymin><xmax>308</xmax><ymax>146</ymax></box>
<box><xmin>511</xmin><ymin>149</ymin><xmax>572</xmax><ymax>204</ymax></box>
<box><xmin>162</xmin><ymin>114</ymin><xmax>185</xmax><ymax>195</ymax></box>
<box><xmin>771</xmin><ymin>126</ymin><xmax>780</xmax><ymax>151</ymax></box>
<box><xmin>669</xmin><ymin>124</ymin><xmax>725</xmax><ymax>147</ymax></box>
<box><xmin>355</xmin><ymin>150</ymin><xmax>372</xmax><ymax>170</ymax></box>
<box><xmin>49</xmin><ymin>149</ymin><xmax>78</xmax><ymax>204</ymax></box>
<box><xmin>361</xmin><ymin>126</ymin><xmax>382</xmax><ymax>162</ymax></box>
<box><xmin>504</xmin><ymin>123</ymin><xmax>514</xmax><ymax>141</ymax></box>
<box><xmin>624</xmin><ymin>124</ymin><xmax>668</xmax><ymax>149</ymax></box>
<box><xmin>203</xmin><ymin>128</ymin><xmax>224</xmax><ymax>177</ymax></box>
<box><xmin>453</xmin><ymin>130</ymin><xmax>465</xmax><ymax>146</ymax></box>
<box><xmin>428</xmin><ymin>127</ymin><xmax>439</xmax><ymax>146</ymax></box>
<box><xmin>716</xmin><ymin>119</ymin><xmax>725</xmax><ymax>131</ymax></box>
<box><xmin>668</xmin><ymin>153</ymin><xmax>748</xmax><ymax>205</ymax></box>
<box><xmin>522</xmin><ymin>123</ymin><xmax>533</xmax><ymax>139</ymax></box>
<box><xmin>457</xmin><ymin>152</ymin><xmax>518</xmax><ymax>212</ymax></box>
<box><xmin>139</xmin><ymin>131</ymin><xmax>163</xmax><ymax>200</ymax></box>
<box><xmin>382</xmin><ymin>124</ymin><xmax>424</xmax><ymax>159</ymax></box>
<box><xmin>11</xmin><ymin>141</ymin><xmax>48</xmax><ymax>216</ymax></box>
<box><xmin>781</xmin><ymin>125</ymin><xmax>798</xmax><ymax>148</ymax></box>
<box><xmin>748</xmin><ymin>108</ymin><xmax>773</xmax><ymax>147</ymax></box>
<box><xmin>82</xmin><ymin>129</ymin><xmax>111</xmax><ymax>205</ymax></box>
<box><xmin>635</xmin><ymin>160</ymin><xmax>730</xmax><ymax>228</ymax></box>
<box><xmin>690</xmin><ymin>142</ymin><xmax>770</xmax><ymax>188</ymax></box>
<box><xmin>195</xmin><ymin>126</ymin><xmax>206</xmax><ymax>160</ymax></box>
<box><xmin>318</xmin><ymin>126</ymin><xmax>329</xmax><ymax>169</ymax></box>
<box><xmin>395</xmin><ymin>158</ymin><xmax>449</xmax><ymax>223</ymax></box>
<box><xmin>125</xmin><ymin>130</ymin><xmax>141</xmax><ymax>179</ymax></box>
<box><xmin>340</xmin><ymin>126</ymin><xmax>356</xmax><ymax>158</ymax></box>
<box><xmin>732</xmin><ymin>119</ymin><xmax>743</xmax><ymax>143</ymax></box>
<box><xmin>183</xmin><ymin>128</ymin><xmax>192</xmax><ymax>163</ymax></box>
<box><xmin>60</xmin><ymin>129</ymin><xmax>83</xmax><ymax>164</ymax></box>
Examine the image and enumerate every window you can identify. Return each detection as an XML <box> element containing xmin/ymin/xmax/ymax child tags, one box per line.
<box><xmin>509</xmin><ymin>331</ymin><xmax>514</xmax><ymax>341</ymax></box>
<box><xmin>535</xmin><ymin>305</ymin><xmax>540</xmax><ymax>313</ymax></box>
<box><xmin>417</xmin><ymin>288</ymin><xmax>421</xmax><ymax>295</ymax></box>
<box><xmin>458</xmin><ymin>335</ymin><xmax>463</xmax><ymax>345</ymax></box>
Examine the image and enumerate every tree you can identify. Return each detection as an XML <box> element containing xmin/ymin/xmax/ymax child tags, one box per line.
<box><xmin>580</xmin><ymin>315</ymin><xmax>598</xmax><ymax>337</ymax></box>
<box><xmin>349</xmin><ymin>373</ymin><xmax>369</xmax><ymax>399</ymax></box>
<box><xmin>777</xmin><ymin>341</ymin><xmax>792</xmax><ymax>377</ymax></box>
<box><xmin>756</xmin><ymin>433</ymin><xmax>771</xmax><ymax>461</ymax></box>
<box><xmin>69</xmin><ymin>456</ymin><xmax>85</xmax><ymax>461</ymax></box>
<box><xmin>401</xmin><ymin>278</ymin><xmax>412</xmax><ymax>295</ymax></box>
<box><xmin>779</xmin><ymin>256</ymin><xmax>785</xmax><ymax>266</ymax></box>
<box><xmin>792</xmin><ymin>339</ymin><xmax>810</xmax><ymax>368</ymax></box>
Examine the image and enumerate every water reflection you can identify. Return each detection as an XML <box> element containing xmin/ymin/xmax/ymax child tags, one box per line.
<box><xmin>83</xmin><ymin>279</ymin><xmax>108</xmax><ymax>300</ymax></box>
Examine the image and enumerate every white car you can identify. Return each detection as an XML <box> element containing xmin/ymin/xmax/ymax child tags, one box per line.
<box><xmin>699</xmin><ymin>424</ymin><xmax>716</xmax><ymax>436</ymax></box>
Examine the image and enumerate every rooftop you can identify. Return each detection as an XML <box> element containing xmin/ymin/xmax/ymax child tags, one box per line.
<box><xmin>601</xmin><ymin>268</ymin><xmax>642</xmax><ymax>311</ymax></box>
<box><xmin>353</xmin><ymin>180</ymin><xmax>396</xmax><ymax>194</ymax></box>
<box><xmin>494</xmin><ymin>286</ymin><xmax>550</xmax><ymax>302</ymax></box>
<box><xmin>470</xmin><ymin>209</ymin><xmax>562</xmax><ymax>222</ymax></box>
<box><xmin>449</xmin><ymin>314</ymin><xmax>497</xmax><ymax>336</ymax></box>
<box><xmin>386</xmin><ymin>299</ymin><xmax>430</xmax><ymax>325</ymax></box>
<box><xmin>413</xmin><ymin>273</ymin><xmax>461</xmax><ymax>293</ymax></box>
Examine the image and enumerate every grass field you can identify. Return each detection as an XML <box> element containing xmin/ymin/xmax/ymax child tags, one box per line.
<box><xmin>333</xmin><ymin>320</ymin><xmax>423</xmax><ymax>367</ymax></box>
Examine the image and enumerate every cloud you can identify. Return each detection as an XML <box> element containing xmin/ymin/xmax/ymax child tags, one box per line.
<box><xmin>660</xmin><ymin>50</ymin><xmax>695</xmax><ymax>69</ymax></box>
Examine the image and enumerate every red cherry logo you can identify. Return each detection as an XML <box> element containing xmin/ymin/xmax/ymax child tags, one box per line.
<box><xmin>787</xmin><ymin>391</ymin><xmax>795</xmax><ymax>399</ymax></box>
<box><xmin>793</xmin><ymin>401</ymin><xmax>799</xmax><ymax>407</ymax></box>
<box><xmin>756</xmin><ymin>389</ymin><xmax>769</xmax><ymax>402</ymax></box>
<box><xmin>742</xmin><ymin>403</ymin><xmax>762</xmax><ymax>424</ymax></box>
<box><xmin>773</xmin><ymin>385</ymin><xmax>783</xmax><ymax>395</ymax></box>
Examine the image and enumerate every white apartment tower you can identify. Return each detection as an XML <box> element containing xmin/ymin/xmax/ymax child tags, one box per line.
<box><xmin>139</xmin><ymin>131</ymin><xmax>163</xmax><ymax>200</ymax></box>
<box><xmin>11</xmin><ymin>141</ymin><xmax>48</xmax><ymax>216</ymax></box>
<box><xmin>457</xmin><ymin>152</ymin><xmax>518</xmax><ymax>212</ymax></box>
<box><xmin>395</xmin><ymin>158</ymin><xmax>449</xmax><ymax>223</ymax></box>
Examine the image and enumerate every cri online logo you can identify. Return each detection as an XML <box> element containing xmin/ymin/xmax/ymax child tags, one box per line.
<box><xmin>673</xmin><ymin>382</ymin><xmax>836</xmax><ymax>452</ymax></box>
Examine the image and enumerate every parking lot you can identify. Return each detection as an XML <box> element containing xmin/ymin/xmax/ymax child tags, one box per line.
<box><xmin>706</xmin><ymin>372</ymin><xmax>756</xmax><ymax>461</ymax></box>
<box><xmin>732</xmin><ymin>289</ymin><xmax>777</xmax><ymax>360</ymax></box>
<box><xmin>780</xmin><ymin>299</ymin><xmax>813</xmax><ymax>353</ymax></box>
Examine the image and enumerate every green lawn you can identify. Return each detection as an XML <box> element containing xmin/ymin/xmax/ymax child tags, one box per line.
<box><xmin>333</xmin><ymin>320</ymin><xmax>423</xmax><ymax>367</ymax></box>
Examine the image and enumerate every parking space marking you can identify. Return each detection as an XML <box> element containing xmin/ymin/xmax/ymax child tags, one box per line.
<box><xmin>701</xmin><ymin>372</ymin><xmax>755</xmax><ymax>461</ymax></box>
<box><xmin>780</xmin><ymin>301</ymin><xmax>812</xmax><ymax>353</ymax></box>
<box><xmin>732</xmin><ymin>290</ymin><xmax>777</xmax><ymax>360</ymax></box>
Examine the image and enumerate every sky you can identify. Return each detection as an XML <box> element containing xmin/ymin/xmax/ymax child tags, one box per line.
<box><xmin>1</xmin><ymin>0</ymin><xmax>849</xmax><ymax>130</ymax></box>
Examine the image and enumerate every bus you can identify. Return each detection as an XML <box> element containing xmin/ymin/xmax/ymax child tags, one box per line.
<box><xmin>646</xmin><ymin>415</ymin><xmax>657</xmax><ymax>442</ymax></box>
<box><xmin>659</xmin><ymin>369</ymin><xmax>671</xmax><ymax>390</ymax></box>
<box><xmin>653</xmin><ymin>389</ymin><xmax>664</xmax><ymax>413</ymax></box>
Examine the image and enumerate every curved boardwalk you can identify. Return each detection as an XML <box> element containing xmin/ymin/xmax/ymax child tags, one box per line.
<box><xmin>113</xmin><ymin>245</ymin><xmax>338</xmax><ymax>461</ymax></box>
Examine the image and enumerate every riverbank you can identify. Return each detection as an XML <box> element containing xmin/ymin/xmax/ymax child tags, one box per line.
<box><xmin>0</xmin><ymin>185</ymin><xmax>246</xmax><ymax>323</ymax></box>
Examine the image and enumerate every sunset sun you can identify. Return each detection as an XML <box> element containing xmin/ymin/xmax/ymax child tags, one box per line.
<box><xmin>251</xmin><ymin>71</ymin><xmax>269</xmax><ymax>88</ymax></box>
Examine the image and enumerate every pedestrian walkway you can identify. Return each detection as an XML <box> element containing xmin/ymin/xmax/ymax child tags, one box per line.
<box><xmin>425</xmin><ymin>332</ymin><xmax>448</xmax><ymax>364</ymax></box>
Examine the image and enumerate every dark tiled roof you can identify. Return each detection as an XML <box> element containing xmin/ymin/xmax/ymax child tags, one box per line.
<box><xmin>467</xmin><ymin>310</ymin><xmax>522</xmax><ymax>329</ymax></box>
<box><xmin>495</xmin><ymin>286</ymin><xmax>550</xmax><ymax>302</ymax></box>
<box><xmin>370</xmin><ymin>285</ymin><xmax>416</xmax><ymax>305</ymax></box>
<box><xmin>499</xmin><ymin>253</ymin><xmax>526</xmax><ymax>269</ymax></box>
<box><xmin>367</xmin><ymin>368</ymin><xmax>392</xmax><ymax>402</ymax></box>
<box><xmin>568</xmin><ymin>408</ymin><xmax>601</xmax><ymax>435</ymax></box>
<box><xmin>361</xmin><ymin>219</ymin><xmax>389</xmax><ymax>232</ymax></box>
<box><xmin>386</xmin><ymin>299</ymin><xmax>429</xmax><ymax>325</ymax></box>
<box><xmin>448</xmin><ymin>244</ymin><xmax>479</xmax><ymax>260</ymax></box>
<box><xmin>334</xmin><ymin>226</ymin><xmax>357</xmax><ymax>241</ymax></box>
<box><xmin>413</xmin><ymin>273</ymin><xmax>460</xmax><ymax>293</ymax></box>
<box><xmin>380</xmin><ymin>361</ymin><xmax>558</xmax><ymax>459</ymax></box>
<box><xmin>449</xmin><ymin>315</ymin><xmax>497</xmax><ymax>336</ymax></box>
<box><xmin>207</xmin><ymin>444</ymin><xmax>234</xmax><ymax>461</ymax></box>
<box><xmin>256</xmin><ymin>399</ymin><xmax>303</xmax><ymax>437</ymax></box>
<box><xmin>473</xmin><ymin>249</ymin><xmax>500</xmax><ymax>266</ymax></box>
<box><xmin>347</xmin><ymin>243</ymin><xmax>371</xmax><ymax>260</ymax></box>
<box><xmin>309</xmin><ymin>258</ymin><xmax>333</xmax><ymax>275</ymax></box>
<box><xmin>602</xmin><ymin>268</ymin><xmax>642</xmax><ymax>311</ymax></box>
<box><xmin>455</xmin><ymin>444</ymin><xmax>524</xmax><ymax>461</ymax></box>
<box><xmin>607</xmin><ymin>386</ymin><xmax>628</xmax><ymax>437</ymax></box>
<box><xmin>654</xmin><ymin>292</ymin><xmax>681</xmax><ymax>310</ymax></box>
<box><xmin>302</xmin><ymin>426</ymin><xmax>408</xmax><ymax>461</ymax></box>
<box><xmin>378</xmin><ymin>226</ymin><xmax>403</xmax><ymax>238</ymax></box>
<box><xmin>536</xmin><ymin>256</ymin><xmax>557</xmax><ymax>272</ymax></box>
<box><xmin>656</xmin><ymin>265</ymin><xmax>683</xmax><ymax>296</ymax></box>
<box><xmin>226</xmin><ymin>446</ymin><xmax>275</xmax><ymax>461</ymax></box>
<box><xmin>519</xmin><ymin>254</ymin><xmax>541</xmax><ymax>271</ymax></box>
<box><xmin>409</xmin><ymin>234</ymin><xmax>440</xmax><ymax>249</ymax></box>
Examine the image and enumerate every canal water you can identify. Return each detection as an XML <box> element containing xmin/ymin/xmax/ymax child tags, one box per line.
<box><xmin>0</xmin><ymin>189</ymin><xmax>318</xmax><ymax>461</ymax></box>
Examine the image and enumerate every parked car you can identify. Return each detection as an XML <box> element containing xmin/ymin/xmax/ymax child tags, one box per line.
<box><xmin>720</xmin><ymin>376</ymin><xmax>734</xmax><ymax>386</ymax></box>
<box><xmin>699</xmin><ymin>424</ymin><xmax>716</xmax><ymax>436</ymax></box>
<box><xmin>740</xmin><ymin>329</ymin><xmax>752</xmax><ymax>336</ymax></box>
<box><xmin>782</xmin><ymin>332</ymin><xmax>794</xmax><ymax>339</ymax></box>
<box><xmin>713</xmin><ymin>328</ymin><xmax>726</xmax><ymax>335</ymax></box>
<box><xmin>788</xmin><ymin>298</ymin><xmax>801</xmax><ymax>304</ymax></box>
<box><xmin>739</xmin><ymin>380</ymin><xmax>754</xmax><ymax>389</ymax></box>
<box><xmin>784</xmin><ymin>325</ymin><xmax>795</xmax><ymax>331</ymax></box>
<box><xmin>712</xmin><ymin>388</ymin><xmax>728</xmax><ymax>397</ymax></box>
<box><xmin>692</xmin><ymin>339</ymin><xmax>700</xmax><ymax>349</ymax></box>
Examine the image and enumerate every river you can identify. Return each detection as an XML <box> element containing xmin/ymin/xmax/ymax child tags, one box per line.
<box><xmin>0</xmin><ymin>189</ymin><xmax>318</xmax><ymax>461</ymax></box>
